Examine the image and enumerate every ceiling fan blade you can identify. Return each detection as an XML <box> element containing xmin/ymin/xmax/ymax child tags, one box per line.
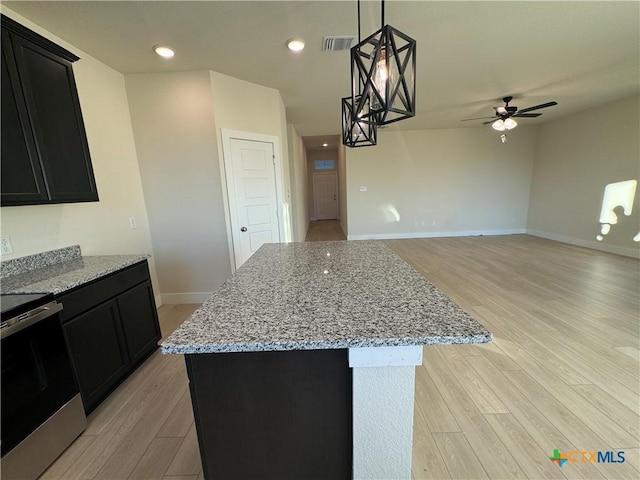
<box><xmin>461</xmin><ymin>116</ymin><xmax>496</xmax><ymax>122</ymax></box>
<box><xmin>512</xmin><ymin>113</ymin><xmax>542</xmax><ymax>118</ymax></box>
<box><xmin>482</xmin><ymin>120</ymin><xmax>496</xmax><ymax>125</ymax></box>
<box><xmin>516</xmin><ymin>101</ymin><xmax>558</xmax><ymax>114</ymax></box>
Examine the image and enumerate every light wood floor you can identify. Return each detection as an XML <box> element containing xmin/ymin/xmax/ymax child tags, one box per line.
<box><xmin>385</xmin><ymin>236</ymin><xmax>639</xmax><ymax>480</ymax></box>
<box><xmin>42</xmin><ymin>235</ymin><xmax>639</xmax><ymax>479</ymax></box>
<box><xmin>305</xmin><ymin>219</ymin><xmax>346</xmax><ymax>241</ymax></box>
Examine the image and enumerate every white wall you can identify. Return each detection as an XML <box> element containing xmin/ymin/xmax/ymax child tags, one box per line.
<box><xmin>125</xmin><ymin>70</ymin><xmax>292</xmax><ymax>302</ymax></box>
<box><xmin>287</xmin><ymin>124</ymin><xmax>309</xmax><ymax>242</ymax></box>
<box><xmin>125</xmin><ymin>71</ymin><xmax>231</xmax><ymax>304</ymax></box>
<box><xmin>345</xmin><ymin>127</ymin><xmax>537</xmax><ymax>239</ymax></box>
<box><xmin>0</xmin><ymin>7</ymin><xmax>159</xmax><ymax>296</ymax></box>
<box><xmin>527</xmin><ymin>96</ymin><xmax>640</xmax><ymax>258</ymax></box>
<box><xmin>209</xmin><ymin>71</ymin><xmax>292</xmax><ymax>245</ymax></box>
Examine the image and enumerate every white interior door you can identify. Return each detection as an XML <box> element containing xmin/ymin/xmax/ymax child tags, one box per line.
<box><xmin>228</xmin><ymin>138</ymin><xmax>280</xmax><ymax>267</ymax></box>
<box><xmin>314</xmin><ymin>172</ymin><xmax>338</xmax><ymax>220</ymax></box>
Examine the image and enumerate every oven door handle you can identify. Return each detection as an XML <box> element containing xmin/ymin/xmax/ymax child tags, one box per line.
<box><xmin>0</xmin><ymin>302</ymin><xmax>63</xmax><ymax>339</ymax></box>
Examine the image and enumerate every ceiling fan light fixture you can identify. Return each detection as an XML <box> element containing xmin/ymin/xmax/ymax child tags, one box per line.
<box><xmin>503</xmin><ymin>117</ymin><xmax>518</xmax><ymax>130</ymax></box>
<box><xmin>492</xmin><ymin>119</ymin><xmax>506</xmax><ymax>131</ymax></box>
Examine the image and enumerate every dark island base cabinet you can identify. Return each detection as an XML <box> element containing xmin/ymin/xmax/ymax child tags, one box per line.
<box><xmin>186</xmin><ymin>349</ymin><xmax>352</xmax><ymax>480</ymax></box>
<box><xmin>57</xmin><ymin>262</ymin><xmax>160</xmax><ymax>413</ymax></box>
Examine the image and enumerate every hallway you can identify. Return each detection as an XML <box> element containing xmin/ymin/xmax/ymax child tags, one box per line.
<box><xmin>304</xmin><ymin>220</ymin><xmax>346</xmax><ymax>242</ymax></box>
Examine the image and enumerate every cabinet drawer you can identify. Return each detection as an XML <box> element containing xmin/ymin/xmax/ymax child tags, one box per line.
<box><xmin>57</xmin><ymin>261</ymin><xmax>150</xmax><ymax>321</ymax></box>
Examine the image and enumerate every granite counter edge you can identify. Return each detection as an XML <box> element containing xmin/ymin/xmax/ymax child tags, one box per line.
<box><xmin>161</xmin><ymin>332</ymin><xmax>493</xmax><ymax>355</ymax></box>
<box><xmin>2</xmin><ymin>255</ymin><xmax>151</xmax><ymax>295</ymax></box>
<box><xmin>47</xmin><ymin>256</ymin><xmax>151</xmax><ymax>295</ymax></box>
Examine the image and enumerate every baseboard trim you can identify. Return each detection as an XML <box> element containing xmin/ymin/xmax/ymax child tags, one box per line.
<box><xmin>154</xmin><ymin>294</ymin><xmax>163</xmax><ymax>308</ymax></box>
<box><xmin>347</xmin><ymin>229</ymin><xmax>525</xmax><ymax>241</ymax></box>
<box><xmin>161</xmin><ymin>292</ymin><xmax>212</xmax><ymax>304</ymax></box>
<box><xmin>526</xmin><ymin>229</ymin><xmax>640</xmax><ymax>259</ymax></box>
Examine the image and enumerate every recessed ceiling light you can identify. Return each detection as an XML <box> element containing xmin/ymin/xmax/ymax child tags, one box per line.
<box><xmin>153</xmin><ymin>45</ymin><xmax>175</xmax><ymax>58</ymax></box>
<box><xmin>286</xmin><ymin>38</ymin><xmax>305</xmax><ymax>52</ymax></box>
<box><xmin>322</xmin><ymin>143</ymin><xmax>328</xmax><ymax>147</ymax></box>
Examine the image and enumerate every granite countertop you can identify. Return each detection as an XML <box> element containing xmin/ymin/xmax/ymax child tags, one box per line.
<box><xmin>1</xmin><ymin>246</ymin><xmax>149</xmax><ymax>295</ymax></box>
<box><xmin>162</xmin><ymin>240</ymin><xmax>492</xmax><ymax>354</ymax></box>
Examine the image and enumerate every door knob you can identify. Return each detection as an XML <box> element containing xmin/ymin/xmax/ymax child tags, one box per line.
<box><xmin>241</xmin><ymin>227</ymin><xmax>248</xmax><ymax>232</ymax></box>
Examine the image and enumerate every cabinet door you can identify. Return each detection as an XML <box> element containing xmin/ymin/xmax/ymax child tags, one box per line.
<box><xmin>0</xmin><ymin>30</ymin><xmax>48</xmax><ymax>205</ymax></box>
<box><xmin>10</xmin><ymin>32</ymin><xmax>98</xmax><ymax>203</ymax></box>
<box><xmin>62</xmin><ymin>300</ymin><xmax>130</xmax><ymax>412</ymax></box>
<box><xmin>117</xmin><ymin>281</ymin><xmax>161</xmax><ymax>365</ymax></box>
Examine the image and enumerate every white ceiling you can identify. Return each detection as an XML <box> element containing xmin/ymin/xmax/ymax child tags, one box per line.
<box><xmin>5</xmin><ymin>1</ymin><xmax>639</xmax><ymax>140</ymax></box>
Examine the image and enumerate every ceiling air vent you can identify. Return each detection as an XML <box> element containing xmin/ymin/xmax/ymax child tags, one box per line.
<box><xmin>322</xmin><ymin>36</ymin><xmax>357</xmax><ymax>52</ymax></box>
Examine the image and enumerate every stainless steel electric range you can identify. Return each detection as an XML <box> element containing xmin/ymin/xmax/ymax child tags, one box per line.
<box><xmin>1</xmin><ymin>292</ymin><xmax>87</xmax><ymax>480</ymax></box>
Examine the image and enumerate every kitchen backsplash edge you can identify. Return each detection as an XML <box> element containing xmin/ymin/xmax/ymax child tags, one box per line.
<box><xmin>0</xmin><ymin>245</ymin><xmax>82</xmax><ymax>279</ymax></box>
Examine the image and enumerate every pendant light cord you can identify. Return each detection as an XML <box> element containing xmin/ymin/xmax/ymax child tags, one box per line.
<box><xmin>381</xmin><ymin>0</ymin><xmax>385</xmax><ymax>28</ymax></box>
<box><xmin>357</xmin><ymin>0</ymin><xmax>361</xmax><ymax>43</ymax></box>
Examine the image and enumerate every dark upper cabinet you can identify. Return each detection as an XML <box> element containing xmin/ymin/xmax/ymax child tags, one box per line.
<box><xmin>1</xmin><ymin>30</ymin><xmax>48</xmax><ymax>204</ymax></box>
<box><xmin>1</xmin><ymin>15</ymin><xmax>98</xmax><ymax>207</ymax></box>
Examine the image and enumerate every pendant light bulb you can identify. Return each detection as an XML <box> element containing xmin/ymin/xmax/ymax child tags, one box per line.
<box><xmin>377</xmin><ymin>46</ymin><xmax>388</xmax><ymax>82</ymax></box>
<box><xmin>372</xmin><ymin>46</ymin><xmax>388</xmax><ymax>106</ymax></box>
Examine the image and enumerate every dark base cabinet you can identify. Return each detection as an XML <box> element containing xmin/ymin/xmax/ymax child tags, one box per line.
<box><xmin>186</xmin><ymin>349</ymin><xmax>352</xmax><ymax>480</ymax></box>
<box><xmin>63</xmin><ymin>300</ymin><xmax>129</xmax><ymax>410</ymax></box>
<box><xmin>57</xmin><ymin>261</ymin><xmax>160</xmax><ymax>413</ymax></box>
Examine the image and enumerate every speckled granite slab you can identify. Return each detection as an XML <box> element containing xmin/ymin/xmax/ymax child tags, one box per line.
<box><xmin>162</xmin><ymin>241</ymin><xmax>492</xmax><ymax>354</ymax></box>
<box><xmin>0</xmin><ymin>245</ymin><xmax>81</xmax><ymax>278</ymax></box>
<box><xmin>1</xmin><ymin>254</ymin><xmax>150</xmax><ymax>295</ymax></box>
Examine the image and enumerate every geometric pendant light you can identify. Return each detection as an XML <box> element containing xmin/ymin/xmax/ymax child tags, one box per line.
<box><xmin>351</xmin><ymin>23</ymin><xmax>416</xmax><ymax>126</ymax></box>
<box><xmin>342</xmin><ymin>95</ymin><xmax>377</xmax><ymax>147</ymax></box>
<box><xmin>341</xmin><ymin>1</ymin><xmax>416</xmax><ymax>148</ymax></box>
<box><xmin>342</xmin><ymin>0</ymin><xmax>378</xmax><ymax>147</ymax></box>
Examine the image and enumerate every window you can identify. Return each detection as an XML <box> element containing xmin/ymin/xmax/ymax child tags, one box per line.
<box><xmin>314</xmin><ymin>160</ymin><xmax>335</xmax><ymax>170</ymax></box>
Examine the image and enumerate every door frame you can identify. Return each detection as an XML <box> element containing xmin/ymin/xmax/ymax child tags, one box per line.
<box><xmin>313</xmin><ymin>171</ymin><xmax>339</xmax><ymax>220</ymax></box>
<box><xmin>220</xmin><ymin>129</ymin><xmax>287</xmax><ymax>272</ymax></box>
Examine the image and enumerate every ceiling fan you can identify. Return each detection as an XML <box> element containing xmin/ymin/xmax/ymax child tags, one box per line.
<box><xmin>462</xmin><ymin>96</ymin><xmax>558</xmax><ymax>131</ymax></box>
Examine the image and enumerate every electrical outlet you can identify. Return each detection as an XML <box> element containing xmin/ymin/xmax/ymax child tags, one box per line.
<box><xmin>1</xmin><ymin>237</ymin><xmax>13</xmax><ymax>255</ymax></box>
<box><xmin>129</xmin><ymin>217</ymin><xmax>137</xmax><ymax>229</ymax></box>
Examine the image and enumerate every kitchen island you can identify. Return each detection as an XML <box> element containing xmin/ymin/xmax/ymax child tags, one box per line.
<box><xmin>162</xmin><ymin>240</ymin><xmax>491</xmax><ymax>479</ymax></box>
